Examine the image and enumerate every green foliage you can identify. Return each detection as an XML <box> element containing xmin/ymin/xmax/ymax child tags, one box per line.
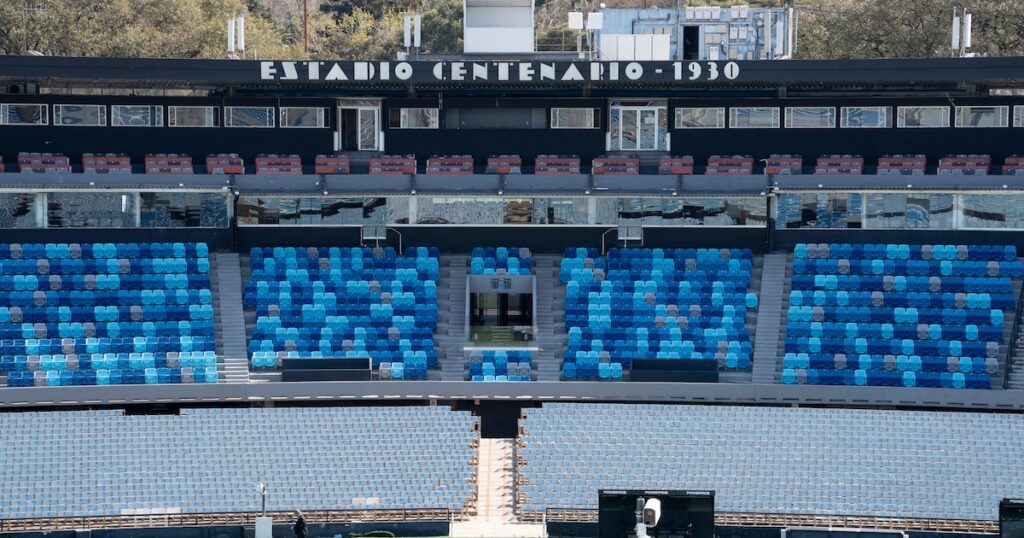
<box><xmin>419</xmin><ymin>0</ymin><xmax>463</xmax><ymax>54</ymax></box>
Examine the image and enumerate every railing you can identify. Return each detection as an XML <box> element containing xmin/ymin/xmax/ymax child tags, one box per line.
<box><xmin>0</xmin><ymin>508</ymin><xmax>463</xmax><ymax>533</ymax></box>
<box><xmin>527</xmin><ymin>508</ymin><xmax>999</xmax><ymax>533</ymax></box>
<box><xmin>535</xmin><ymin>30</ymin><xmax>581</xmax><ymax>53</ymax></box>
<box><xmin>1004</xmin><ymin>276</ymin><xmax>1024</xmax><ymax>388</ymax></box>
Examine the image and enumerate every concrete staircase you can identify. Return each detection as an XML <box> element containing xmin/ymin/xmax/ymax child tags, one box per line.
<box><xmin>210</xmin><ymin>252</ymin><xmax>250</xmax><ymax>384</ymax></box>
<box><xmin>436</xmin><ymin>255</ymin><xmax>469</xmax><ymax>381</ymax></box>
<box><xmin>450</xmin><ymin>438</ymin><xmax>545</xmax><ymax>538</ymax></box>
<box><xmin>751</xmin><ymin>253</ymin><xmax>789</xmax><ymax>384</ymax></box>
<box><xmin>533</xmin><ymin>255</ymin><xmax>566</xmax><ymax>381</ymax></box>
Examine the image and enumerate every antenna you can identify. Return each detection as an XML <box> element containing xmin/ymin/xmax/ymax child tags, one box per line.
<box><xmin>951</xmin><ymin>8</ymin><xmax>961</xmax><ymax>55</ymax></box>
<box><xmin>236</xmin><ymin>15</ymin><xmax>246</xmax><ymax>54</ymax></box>
<box><xmin>963</xmin><ymin>10</ymin><xmax>972</xmax><ymax>49</ymax></box>
<box><xmin>227</xmin><ymin>14</ymin><xmax>236</xmax><ymax>53</ymax></box>
<box><xmin>414</xmin><ymin>14</ymin><xmax>421</xmax><ymax>48</ymax></box>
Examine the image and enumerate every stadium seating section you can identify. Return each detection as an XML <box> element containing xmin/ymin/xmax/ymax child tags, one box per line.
<box><xmin>784</xmin><ymin>243</ymin><xmax>1022</xmax><ymax>388</ymax></box>
<box><xmin>468</xmin><ymin>350</ymin><xmax>533</xmax><ymax>381</ymax></box>
<box><xmin>470</xmin><ymin>247</ymin><xmax>532</xmax><ymax>275</ymax></box>
<box><xmin>0</xmin><ymin>406</ymin><xmax>477</xmax><ymax>518</ymax></box>
<box><xmin>246</xmin><ymin>247</ymin><xmax>439</xmax><ymax>379</ymax></box>
<box><xmin>11</xmin><ymin>152</ymin><xmax>1024</xmax><ymax>175</ymax></box>
<box><xmin>560</xmin><ymin>248</ymin><xmax>757</xmax><ymax>380</ymax></box>
<box><xmin>517</xmin><ymin>403</ymin><xmax>1024</xmax><ymax>520</ymax></box>
<box><xmin>0</xmin><ymin>243</ymin><xmax>218</xmax><ymax>387</ymax></box>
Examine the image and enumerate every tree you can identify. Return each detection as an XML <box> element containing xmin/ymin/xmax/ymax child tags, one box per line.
<box><xmin>313</xmin><ymin>7</ymin><xmax>402</xmax><ymax>60</ymax></box>
<box><xmin>419</xmin><ymin>0</ymin><xmax>462</xmax><ymax>54</ymax></box>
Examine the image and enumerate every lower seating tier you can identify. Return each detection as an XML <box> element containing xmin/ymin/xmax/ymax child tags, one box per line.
<box><xmin>6</xmin><ymin>366</ymin><xmax>219</xmax><ymax>386</ymax></box>
<box><xmin>0</xmin><ymin>407</ymin><xmax>476</xmax><ymax>518</ymax></box>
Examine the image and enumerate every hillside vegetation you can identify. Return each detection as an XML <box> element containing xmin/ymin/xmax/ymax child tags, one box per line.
<box><xmin>1</xmin><ymin>0</ymin><xmax>1022</xmax><ymax>59</ymax></box>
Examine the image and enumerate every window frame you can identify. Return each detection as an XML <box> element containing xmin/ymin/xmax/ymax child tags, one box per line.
<box><xmin>840</xmin><ymin>106</ymin><xmax>892</xmax><ymax>129</ymax></box>
<box><xmin>110</xmin><ymin>105</ymin><xmax>164</xmax><ymax>127</ymax></box>
<box><xmin>896</xmin><ymin>106</ymin><xmax>950</xmax><ymax>128</ymax></box>
<box><xmin>1015</xmin><ymin>106</ymin><xmax>1024</xmax><ymax>128</ymax></box>
<box><xmin>279</xmin><ymin>106</ymin><xmax>327</xmax><ymax>129</ymax></box>
<box><xmin>388</xmin><ymin>107</ymin><xmax>440</xmax><ymax>129</ymax></box>
<box><xmin>728</xmin><ymin>107</ymin><xmax>780</xmax><ymax>129</ymax></box>
<box><xmin>167</xmin><ymin>106</ymin><xmax>219</xmax><ymax>128</ymax></box>
<box><xmin>0</xmin><ymin>103</ymin><xmax>49</xmax><ymax>126</ymax></box>
<box><xmin>954</xmin><ymin>105</ymin><xmax>1009</xmax><ymax>128</ymax></box>
<box><xmin>784</xmin><ymin>106</ymin><xmax>836</xmax><ymax>129</ymax></box>
<box><xmin>674</xmin><ymin>107</ymin><xmax>726</xmax><ymax>129</ymax></box>
<box><xmin>549</xmin><ymin>107</ymin><xmax>601</xmax><ymax>129</ymax></box>
<box><xmin>224</xmin><ymin>106</ymin><xmax>275</xmax><ymax>128</ymax></box>
<box><xmin>53</xmin><ymin>104</ymin><xmax>107</xmax><ymax>127</ymax></box>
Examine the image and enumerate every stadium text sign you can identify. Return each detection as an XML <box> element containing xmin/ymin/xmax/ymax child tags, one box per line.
<box><xmin>259</xmin><ymin>61</ymin><xmax>740</xmax><ymax>83</ymax></box>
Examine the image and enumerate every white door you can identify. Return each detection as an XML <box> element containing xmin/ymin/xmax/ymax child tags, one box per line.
<box><xmin>338</xmin><ymin>105</ymin><xmax>380</xmax><ymax>151</ymax></box>
<box><xmin>610</xmin><ymin>105</ymin><xmax>666</xmax><ymax>151</ymax></box>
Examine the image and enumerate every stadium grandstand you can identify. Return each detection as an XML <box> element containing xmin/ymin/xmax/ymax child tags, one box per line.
<box><xmin>3</xmin><ymin>42</ymin><xmax>1024</xmax><ymax>538</ymax></box>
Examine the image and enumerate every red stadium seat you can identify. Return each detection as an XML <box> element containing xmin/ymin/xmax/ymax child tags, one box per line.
<box><xmin>592</xmin><ymin>156</ymin><xmax>639</xmax><ymax>175</ymax></box>
<box><xmin>878</xmin><ymin>154</ymin><xmax>926</xmax><ymax>175</ymax></box>
<box><xmin>18</xmin><ymin>152</ymin><xmax>70</xmax><ymax>173</ymax></box>
<box><xmin>706</xmin><ymin>155</ymin><xmax>753</xmax><ymax>175</ymax></box>
<box><xmin>256</xmin><ymin>154</ymin><xmax>302</xmax><ymax>175</ymax></box>
<box><xmin>535</xmin><ymin>155</ymin><xmax>580</xmax><ymax>175</ymax></box>
<box><xmin>938</xmin><ymin>154</ymin><xmax>990</xmax><ymax>175</ymax></box>
<box><xmin>370</xmin><ymin>155</ymin><xmax>416</xmax><ymax>175</ymax></box>
<box><xmin>82</xmin><ymin>153</ymin><xmax>131</xmax><ymax>174</ymax></box>
<box><xmin>658</xmin><ymin>156</ymin><xmax>694</xmax><ymax>175</ymax></box>
<box><xmin>314</xmin><ymin>155</ymin><xmax>351</xmax><ymax>174</ymax></box>
<box><xmin>206</xmin><ymin>154</ymin><xmax>244</xmax><ymax>175</ymax></box>
<box><xmin>486</xmin><ymin>155</ymin><xmax>522</xmax><ymax>174</ymax></box>
<box><xmin>426</xmin><ymin>155</ymin><xmax>474</xmax><ymax>175</ymax></box>
<box><xmin>1004</xmin><ymin>156</ymin><xmax>1024</xmax><ymax>175</ymax></box>
<box><xmin>765</xmin><ymin>154</ymin><xmax>802</xmax><ymax>175</ymax></box>
<box><xmin>145</xmin><ymin>154</ymin><xmax>193</xmax><ymax>174</ymax></box>
<box><xmin>815</xmin><ymin>155</ymin><xmax>864</xmax><ymax>175</ymax></box>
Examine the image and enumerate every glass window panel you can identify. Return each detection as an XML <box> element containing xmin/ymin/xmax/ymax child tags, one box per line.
<box><xmin>620</xmin><ymin>109</ymin><xmax>638</xmax><ymax>150</ymax></box>
<box><xmin>1015</xmin><ymin>106</ymin><xmax>1024</xmax><ymax>128</ymax></box>
<box><xmin>1</xmin><ymin>103</ymin><xmax>48</xmax><ymax>125</ymax></box>
<box><xmin>389</xmin><ymin>108</ymin><xmax>439</xmax><ymax>129</ymax></box>
<box><xmin>535</xmin><ymin>198</ymin><xmax>588</xmax><ymax>224</ymax></box>
<box><xmin>729</xmin><ymin>107</ymin><xmax>780</xmax><ymax>128</ymax></box>
<box><xmin>54</xmin><ymin>104</ymin><xmax>105</xmax><ymax>126</ymax></box>
<box><xmin>280</xmin><ymin>107</ymin><xmax>326</xmax><ymax>128</ymax></box>
<box><xmin>840</xmin><ymin>106</ymin><xmax>891</xmax><ymax>128</ymax></box>
<box><xmin>904</xmin><ymin>193</ymin><xmax>953</xmax><ymax>229</ymax></box>
<box><xmin>594</xmin><ymin>198</ymin><xmax>620</xmax><ymax>225</ymax></box>
<box><xmin>785</xmin><ymin>107</ymin><xmax>835</xmax><ymax>128</ymax></box>
<box><xmin>140</xmin><ymin>193</ymin><xmax>228</xmax><ymax>228</ymax></box>
<box><xmin>638</xmin><ymin>109</ymin><xmax>658</xmax><ymax>150</ymax></box>
<box><xmin>416</xmin><ymin>198</ymin><xmax>507</xmax><ymax>225</ymax></box>
<box><xmin>111</xmin><ymin>105</ymin><xmax>163</xmax><ymax>127</ymax></box>
<box><xmin>675</xmin><ymin>107</ymin><xmax>725</xmax><ymax>129</ymax></box>
<box><xmin>225</xmin><ymin>106</ymin><xmax>274</xmax><ymax>128</ymax></box>
<box><xmin>657</xmin><ymin>108</ymin><xmax>668</xmax><ymax>150</ymax></box>
<box><xmin>168</xmin><ymin>106</ymin><xmax>217</xmax><ymax>127</ymax></box>
<box><xmin>865</xmin><ymin>194</ymin><xmax>906</xmax><ymax>228</ymax></box>
<box><xmin>961</xmin><ymin>194</ymin><xmax>1006</xmax><ymax>229</ymax></box>
<box><xmin>504</xmin><ymin>199</ymin><xmax>533</xmax><ymax>223</ymax></box>
<box><xmin>385</xmin><ymin>198</ymin><xmax>410</xmax><ymax>224</ymax></box>
<box><xmin>954</xmin><ymin>105</ymin><xmax>1008</xmax><ymax>128</ymax></box>
<box><xmin>1005</xmin><ymin>195</ymin><xmax>1024</xmax><ymax>228</ymax></box>
<box><xmin>359</xmin><ymin>109</ymin><xmax>379</xmax><ymax>150</ymax></box>
<box><xmin>551</xmin><ymin>108</ymin><xmax>599</xmax><ymax>129</ymax></box>
<box><xmin>897</xmin><ymin>106</ymin><xmax>949</xmax><ymax>128</ymax></box>
<box><xmin>47</xmin><ymin>192</ymin><xmax>136</xmax><ymax>228</ymax></box>
<box><xmin>608</xmin><ymin>108</ymin><xmax>621</xmax><ymax>150</ymax></box>
<box><xmin>0</xmin><ymin>194</ymin><xmax>38</xmax><ymax>228</ymax></box>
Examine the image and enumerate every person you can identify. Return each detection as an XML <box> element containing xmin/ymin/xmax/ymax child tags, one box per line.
<box><xmin>293</xmin><ymin>510</ymin><xmax>307</xmax><ymax>538</ymax></box>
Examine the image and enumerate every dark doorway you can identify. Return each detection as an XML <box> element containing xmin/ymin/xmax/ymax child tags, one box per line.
<box><xmin>683</xmin><ymin>26</ymin><xmax>700</xmax><ymax>60</ymax></box>
<box><xmin>340</xmin><ymin>108</ymin><xmax>360</xmax><ymax>151</ymax></box>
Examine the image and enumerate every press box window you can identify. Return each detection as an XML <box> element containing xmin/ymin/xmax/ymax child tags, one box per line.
<box><xmin>0</xmin><ymin>103</ymin><xmax>48</xmax><ymax>125</ymax></box>
<box><xmin>674</xmin><ymin>107</ymin><xmax>725</xmax><ymax>129</ymax></box>
<box><xmin>785</xmin><ymin>107</ymin><xmax>835</xmax><ymax>128</ymax></box>
<box><xmin>388</xmin><ymin>108</ymin><xmax>439</xmax><ymax>129</ymax></box>
<box><xmin>729</xmin><ymin>107</ymin><xmax>780</xmax><ymax>128</ymax></box>
<box><xmin>168</xmin><ymin>106</ymin><xmax>218</xmax><ymax>127</ymax></box>
<box><xmin>225</xmin><ymin>106</ymin><xmax>275</xmax><ymax>128</ymax></box>
<box><xmin>1015</xmin><ymin>106</ymin><xmax>1024</xmax><ymax>127</ymax></box>
<box><xmin>280</xmin><ymin>107</ymin><xmax>327</xmax><ymax>128</ymax></box>
<box><xmin>54</xmin><ymin>104</ymin><xmax>106</xmax><ymax>126</ymax></box>
<box><xmin>840</xmin><ymin>106</ymin><xmax>891</xmax><ymax>128</ymax></box>
<box><xmin>550</xmin><ymin>108</ymin><xmax>600</xmax><ymax>129</ymax></box>
<box><xmin>897</xmin><ymin>106</ymin><xmax>949</xmax><ymax>128</ymax></box>
<box><xmin>111</xmin><ymin>105</ymin><xmax>163</xmax><ymax>127</ymax></box>
<box><xmin>955</xmin><ymin>105</ymin><xmax>1008</xmax><ymax>128</ymax></box>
